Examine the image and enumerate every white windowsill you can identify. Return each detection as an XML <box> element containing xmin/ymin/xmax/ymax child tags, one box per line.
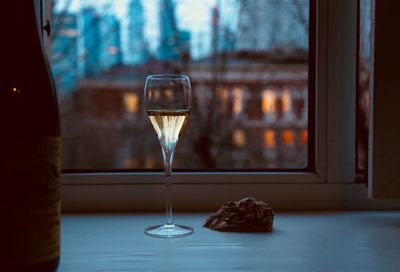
<box><xmin>61</xmin><ymin>173</ymin><xmax>400</xmax><ymax>212</ymax></box>
<box><xmin>59</xmin><ymin>211</ymin><xmax>400</xmax><ymax>272</ymax></box>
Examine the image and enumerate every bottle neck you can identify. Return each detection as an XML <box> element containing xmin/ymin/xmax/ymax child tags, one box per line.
<box><xmin>1</xmin><ymin>1</ymin><xmax>42</xmax><ymax>66</ymax></box>
<box><xmin>0</xmin><ymin>0</ymin><xmax>60</xmax><ymax>137</ymax></box>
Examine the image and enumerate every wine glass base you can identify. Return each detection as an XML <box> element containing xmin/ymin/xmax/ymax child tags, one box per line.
<box><xmin>145</xmin><ymin>224</ymin><xmax>194</xmax><ymax>238</ymax></box>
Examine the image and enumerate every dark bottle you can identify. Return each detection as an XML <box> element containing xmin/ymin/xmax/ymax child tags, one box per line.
<box><xmin>0</xmin><ymin>0</ymin><xmax>60</xmax><ymax>271</ymax></box>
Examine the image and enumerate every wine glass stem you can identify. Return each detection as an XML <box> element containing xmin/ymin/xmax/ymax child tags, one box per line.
<box><xmin>165</xmin><ymin>176</ymin><xmax>173</xmax><ymax>226</ymax></box>
<box><xmin>163</xmin><ymin>148</ymin><xmax>174</xmax><ymax>226</ymax></box>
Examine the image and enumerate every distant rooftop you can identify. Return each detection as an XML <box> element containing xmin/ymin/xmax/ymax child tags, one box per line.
<box><xmin>79</xmin><ymin>49</ymin><xmax>308</xmax><ymax>86</ymax></box>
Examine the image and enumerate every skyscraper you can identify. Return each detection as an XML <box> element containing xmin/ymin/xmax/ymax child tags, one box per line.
<box><xmin>158</xmin><ymin>0</ymin><xmax>180</xmax><ymax>61</ymax></box>
<box><xmin>82</xmin><ymin>7</ymin><xmax>101</xmax><ymax>77</ymax></box>
<box><xmin>51</xmin><ymin>13</ymin><xmax>78</xmax><ymax>97</ymax></box>
<box><xmin>211</xmin><ymin>5</ymin><xmax>220</xmax><ymax>54</ymax></box>
<box><xmin>178</xmin><ymin>30</ymin><xmax>191</xmax><ymax>60</ymax></box>
<box><xmin>100</xmin><ymin>15</ymin><xmax>123</xmax><ymax>70</ymax></box>
<box><xmin>128</xmin><ymin>0</ymin><xmax>149</xmax><ymax>64</ymax></box>
<box><xmin>237</xmin><ymin>0</ymin><xmax>308</xmax><ymax>51</ymax></box>
<box><xmin>211</xmin><ymin>5</ymin><xmax>236</xmax><ymax>54</ymax></box>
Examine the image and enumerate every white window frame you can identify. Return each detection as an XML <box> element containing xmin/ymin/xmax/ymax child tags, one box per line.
<box><xmin>44</xmin><ymin>0</ymin><xmax>400</xmax><ymax>211</ymax></box>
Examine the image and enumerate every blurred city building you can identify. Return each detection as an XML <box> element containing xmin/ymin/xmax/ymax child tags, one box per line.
<box><xmin>68</xmin><ymin>49</ymin><xmax>308</xmax><ymax>169</ymax></box>
<box><xmin>51</xmin><ymin>12</ymin><xmax>78</xmax><ymax>96</ymax></box>
<box><xmin>128</xmin><ymin>0</ymin><xmax>149</xmax><ymax>64</ymax></box>
<box><xmin>211</xmin><ymin>5</ymin><xmax>236</xmax><ymax>54</ymax></box>
<box><xmin>237</xmin><ymin>0</ymin><xmax>309</xmax><ymax>51</ymax></box>
<box><xmin>50</xmin><ymin>0</ymin><xmax>310</xmax><ymax>169</ymax></box>
<box><xmin>81</xmin><ymin>8</ymin><xmax>101</xmax><ymax>77</ymax></box>
<box><xmin>100</xmin><ymin>15</ymin><xmax>123</xmax><ymax>70</ymax></box>
<box><xmin>158</xmin><ymin>0</ymin><xmax>191</xmax><ymax>61</ymax></box>
<box><xmin>52</xmin><ymin>7</ymin><xmax>123</xmax><ymax>98</ymax></box>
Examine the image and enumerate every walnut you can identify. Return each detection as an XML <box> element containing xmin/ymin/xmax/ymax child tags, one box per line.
<box><xmin>203</xmin><ymin>197</ymin><xmax>274</xmax><ymax>232</ymax></box>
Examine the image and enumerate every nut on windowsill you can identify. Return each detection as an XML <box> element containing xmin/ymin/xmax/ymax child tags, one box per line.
<box><xmin>203</xmin><ymin>197</ymin><xmax>274</xmax><ymax>232</ymax></box>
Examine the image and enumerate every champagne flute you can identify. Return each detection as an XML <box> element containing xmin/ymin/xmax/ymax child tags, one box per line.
<box><xmin>144</xmin><ymin>74</ymin><xmax>193</xmax><ymax>238</ymax></box>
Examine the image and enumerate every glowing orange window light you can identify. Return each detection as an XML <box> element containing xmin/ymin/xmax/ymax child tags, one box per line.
<box><xmin>164</xmin><ymin>89</ymin><xmax>175</xmax><ymax>100</ymax></box>
<box><xmin>281</xmin><ymin>90</ymin><xmax>292</xmax><ymax>113</ymax></box>
<box><xmin>153</xmin><ymin>89</ymin><xmax>161</xmax><ymax>100</ymax></box>
<box><xmin>262</xmin><ymin>90</ymin><xmax>276</xmax><ymax>113</ymax></box>
<box><xmin>217</xmin><ymin>87</ymin><xmax>229</xmax><ymax>112</ymax></box>
<box><xmin>123</xmin><ymin>93</ymin><xmax>138</xmax><ymax>113</ymax></box>
<box><xmin>107</xmin><ymin>46</ymin><xmax>119</xmax><ymax>55</ymax></box>
<box><xmin>233</xmin><ymin>129</ymin><xmax>246</xmax><ymax>147</ymax></box>
<box><xmin>232</xmin><ymin>87</ymin><xmax>244</xmax><ymax>114</ymax></box>
<box><xmin>300</xmin><ymin>129</ymin><xmax>308</xmax><ymax>145</ymax></box>
<box><xmin>263</xmin><ymin>129</ymin><xmax>276</xmax><ymax>148</ymax></box>
<box><xmin>282</xmin><ymin>129</ymin><xmax>295</xmax><ymax>146</ymax></box>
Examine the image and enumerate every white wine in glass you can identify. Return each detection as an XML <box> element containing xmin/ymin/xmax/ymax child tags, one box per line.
<box><xmin>144</xmin><ymin>74</ymin><xmax>193</xmax><ymax>238</ymax></box>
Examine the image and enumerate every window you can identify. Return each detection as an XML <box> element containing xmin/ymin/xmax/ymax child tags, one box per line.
<box><xmin>232</xmin><ymin>87</ymin><xmax>245</xmax><ymax>115</ymax></box>
<box><xmin>123</xmin><ymin>93</ymin><xmax>139</xmax><ymax>117</ymax></box>
<box><xmin>300</xmin><ymin>129</ymin><xmax>308</xmax><ymax>145</ymax></box>
<box><xmin>44</xmin><ymin>0</ymin><xmax>399</xmax><ymax>211</ymax></box>
<box><xmin>232</xmin><ymin>129</ymin><xmax>246</xmax><ymax>147</ymax></box>
<box><xmin>50</xmin><ymin>0</ymin><xmax>311</xmax><ymax>171</ymax></box>
<box><xmin>263</xmin><ymin>129</ymin><xmax>276</xmax><ymax>149</ymax></box>
<box><xmin>281</xmin><ymin>129</ymin><xmax>295</xmax><ymax>146</ymax></box>
<box><xmin>262</xmin><ymin>89</ymin><xmax>278</xmax><ymax>122</ymax></box>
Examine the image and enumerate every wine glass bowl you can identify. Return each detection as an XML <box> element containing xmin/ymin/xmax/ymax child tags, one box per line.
<box><xmin>144</xmin><ymin>74</ymin><xmax>193</xmax><ymax>238</ymax></box>
<box><xmin>144</xmin><ymin>74</ymin><xmax>191</xmax><ymax>111</ymax></box>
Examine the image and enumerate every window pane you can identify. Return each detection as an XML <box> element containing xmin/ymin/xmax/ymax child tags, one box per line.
<box><xmin>49</xmin><ymin>0</ymin><xmax>311</xmax><ymax>170</ymax></box>
<box><xmin>356</xmin><ymin>0</ymin><xmax>372</xmax><ymax>180</ymax></box>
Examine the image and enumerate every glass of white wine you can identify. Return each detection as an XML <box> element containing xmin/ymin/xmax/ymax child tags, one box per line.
<box><xmin>144</xmin><ymin>74</ymin><xmax>193</xmax><ymax>238</ymax></box>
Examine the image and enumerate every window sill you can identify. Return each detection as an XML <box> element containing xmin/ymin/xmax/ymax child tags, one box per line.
<box><xmin>61</xmin><ymin>178</ymin><xmax>400</xmax><ymax>212</ymax></box>
<box><xmin>59</xmin><ymin>211</ymin><xmax>400</xmax><ymax>271</ymax></box>
<box><xmin>61</xmin><ymin>171</ymin><xmax>323</xmax><ymax>185</ymax></box>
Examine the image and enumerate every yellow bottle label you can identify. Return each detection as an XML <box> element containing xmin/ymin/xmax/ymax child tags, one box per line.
<box><xmin>2</xmin><ymin>137</ymin><xmax>61</xmax><ymax>266</ymax></box>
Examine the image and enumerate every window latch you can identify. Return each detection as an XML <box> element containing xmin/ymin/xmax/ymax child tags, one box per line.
<box><xmin>42</xmin><ymin>19</ymin><xmax>51</xmax><ymax>38</ymax></box>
